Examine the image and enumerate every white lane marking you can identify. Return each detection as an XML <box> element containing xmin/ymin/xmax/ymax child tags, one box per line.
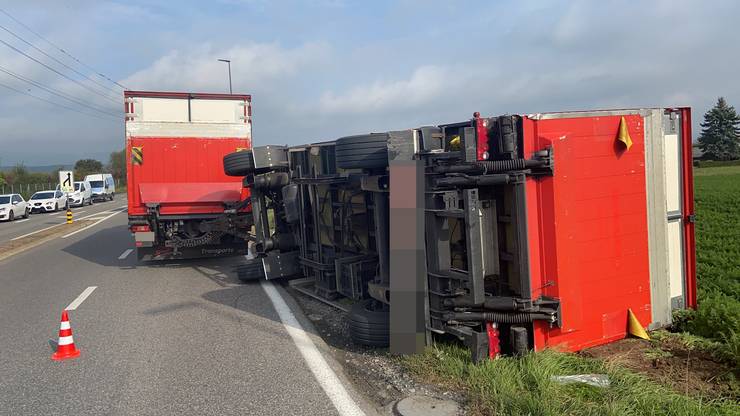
<box><xmin>77</xmin><ymin>212</ymin><xmax>111</xmax><ymax>220</ymax></box>
<box><xmin>8</xmin><ymin>204</ymin><xmax>124</xmax><ymax>241</ymax></box>
<box><xmin>65</xmin><ymin>286</ymin><xmax>97</xmax><ymax>311</ymax></box>
<box><xmin>61</xmin><ymin>210</ymin><xmax>122</xmax><ymax>239</ymax></box>
<box><xmin>118</xmin><ymin>248</ymin><xmax>133</xmax><ymax>260</ymax></box>
<box><xmin>14</xmin><ymin>219</ymin><xmax>29</xmax><ymax>223</ymax></box>
<box><xmin>10</xmin><ymin>210</ymin><xmax>115</xmax><ymax>241</ymax></box>
<box><xmin>260</xmin><ymin>281</ymin><xmax>365</xmax><ymax>416</ymax></box>
<box><xmin>10</xmin><ymin>224</ymin><xmax>60</xmax><ymax>241</ymax></box>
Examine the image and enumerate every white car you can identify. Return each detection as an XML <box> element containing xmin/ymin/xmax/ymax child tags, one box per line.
<box><xmin>0</xmin><ymin>194</ymin><xmax>30</xmax><ymax>221</ymax></box>
<box><xmin>29</xmin><ymin>190</ymin><xmax>68</xmax><ymax>213</ymax></box>
<box><xmin>56</xmin><ymin>180</ymin><xmax>93</xmax><ymax>207</ymax></box>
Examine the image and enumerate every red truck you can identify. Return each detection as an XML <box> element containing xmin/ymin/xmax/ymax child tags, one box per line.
<box><xmin>125</xmin><ymin>91</ymin><xmax>253</xmax><ymax>261</ymax></box>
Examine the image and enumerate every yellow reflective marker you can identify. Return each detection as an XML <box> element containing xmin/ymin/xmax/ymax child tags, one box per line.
<box><xmin>627</xmin><ymin>308</ymin><xmax>649</xmax><ymax>340</ymax></box>
<box><xmin>617</xmin><ymin>116</ymin><xmax>633</xmax><ymax>150</ymax></box>
<box><xmin>131</xmin><ymin>146</ymin><xmax>143</xmax><ymax>165</ymax></box>
<box><xmin>449</xmin><ymin>135</ymin><xmax>461</xmax><ymax>150</ymax></box>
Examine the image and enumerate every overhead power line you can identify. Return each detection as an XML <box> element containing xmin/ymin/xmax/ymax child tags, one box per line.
<box><xmin>0</xmin><ymin>22</ymin><xmax>121</xmax><ymax>97</ymax></box>
<box><xmin>0</xmin><ymin>64</ymin><xmax>119</xmax><ymax>118</ymax></box>
<box><xmin>0</xmin><ymin>8</ymin><xmax>128</xmax><ymax>90</ymax></box>
<box><xmin>0</xmin><ymin>37</ymin><xmax>119</xmax><ymax>105</ymax></box>
<box><xmin>0</xmin><ymin>80</ymin><xmax>117</xmax><ymax>122</ymax></box>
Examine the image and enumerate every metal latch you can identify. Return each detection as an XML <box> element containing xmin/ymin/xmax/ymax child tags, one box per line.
<box><xmin>687</xmin><ymin>214</ymin><xmax>696</xmax><ymax>223</ymax></box>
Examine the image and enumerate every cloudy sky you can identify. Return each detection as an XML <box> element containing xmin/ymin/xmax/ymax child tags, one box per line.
<box><xmin>0</xmin><ymin>0</ymin><xmax>739</xmax><ymax>165</ymax></box>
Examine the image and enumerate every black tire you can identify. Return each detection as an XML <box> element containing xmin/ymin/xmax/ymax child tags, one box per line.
<box><xmin>335</xmin><ymin>133</ymin><xmax>389</xmax><ymax>170</ymax></box>
<box><xmin>348</xmin><ymin>299</ymin><xmax>390</xmax><ymax>347</ymax></box>
<box><xmin>235</xmin><ymin>258</ymin><xmax>265</xmax><ymax>282</ymax></box>
<box><xmin>8</xmin><ymin>211</ymin><xmax>14</xmax><ymax>221</ymax></box>
<box><xmin>54</xmin><ymin>203</ymin><xmax>59</xmax><ymax>212</ymax></box>
<box><xmin>23</xmin><ymin>208</ymin><xmax>28</xmax><ymax>218</ymax></box>
<box><xmin>110</xmin><ymin>193</ymin><xmax>115</xmax><ymax>201</ymax></box>
<box><xmin>224</xmin><ymin>150</ymin><xmax>256</xmax><ymax>176</ymax></box>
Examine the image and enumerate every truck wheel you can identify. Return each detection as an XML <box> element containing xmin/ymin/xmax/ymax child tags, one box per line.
<box><xmin>236</xmin><ymin>258</ymin><xmax>265</xmax><ymax>282</ymax></box>
<box><xmin>348</xmin><ymin>299</ymin><xmax>390</xmax><ymax>347</ymax></box>
<box><xmin>224</xmin><ymin>150</ymin><xmax>256</xmax><ymax>176</ymax></box>
<box><xmin>335</xmin><ymin>133</ymin><xmax>389</xmax><ymax>170</ymax></box>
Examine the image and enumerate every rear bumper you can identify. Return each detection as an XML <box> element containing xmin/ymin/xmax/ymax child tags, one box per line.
<box><xmin>136</xmin><ymin>242</ymin><xmax>248</xmax><ymax>261</ymax></box>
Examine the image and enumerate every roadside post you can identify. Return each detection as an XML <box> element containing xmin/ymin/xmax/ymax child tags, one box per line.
<box><xmin>59</xmin><ymin>170</ymin><xmax>74</xmax><ymax>224</ymax></box>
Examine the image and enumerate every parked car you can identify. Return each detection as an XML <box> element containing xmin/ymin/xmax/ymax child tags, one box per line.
<box><xmin>29</xmin><ymin>190</ymin><xmax>67</xmax><ymax>213</ymax></box>
<box><xmin>56</xmin><ymin>180</ymin><xmax>93</xmax><ymax>207</ymax></box>
<box><xmin>0</xmin><ymin>194</ymin><xmax>30</xmax><ymax>221</ymax></box>
<box><xmin>85</xmin><ymin>173</ymin><xmax>115</xmax><ymax>201</ymax></box>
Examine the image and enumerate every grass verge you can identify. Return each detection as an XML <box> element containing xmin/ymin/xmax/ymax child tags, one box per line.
<box><xmin>404</xmin><ymin>344</ymin><xmax>738</xmax><ymax>416</ymax></box>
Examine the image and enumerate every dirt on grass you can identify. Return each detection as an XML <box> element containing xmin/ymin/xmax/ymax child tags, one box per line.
<box><xmin>582</xmin><ymin>337</ymin><xmax>739</xmax><ymax>401</ymax></box>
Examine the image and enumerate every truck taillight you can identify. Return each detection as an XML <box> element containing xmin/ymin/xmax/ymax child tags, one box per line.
<box><xmin>474</xmin><ymin>112</ymin><xmax>490</xmax><ymax>160</ymax></box>
<box><xmin>131</xmin><ymin>225</ymin><xmax>150</xmax><ymax>232</ymax></box>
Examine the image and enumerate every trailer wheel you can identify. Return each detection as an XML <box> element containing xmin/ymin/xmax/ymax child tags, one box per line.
<box><xmin>348</xmin><ymin>299</ymin><xmax>390</xmax><ymax>347</ymax></box>
<box><xmin>224</xmin><ymin>150</ymin><xmax>256</xmax><ymax>176</ymax></box>
<box><xmin>236</xmin><ymin>258</ymin><xmax>265</xmax><ymax>282</ymax></box>
<box><xmin>335</xmin><ymin>133</ymin><xmax>389</xmax><ymax>170</ymax></box>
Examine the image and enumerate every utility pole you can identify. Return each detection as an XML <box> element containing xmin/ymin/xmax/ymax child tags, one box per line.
<box><xmin>217</xmin><ymin>59</ymin><xmax>232</xmax><ymax>94</ymax></box>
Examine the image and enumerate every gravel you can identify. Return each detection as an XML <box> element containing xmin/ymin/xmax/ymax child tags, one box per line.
<box><xmin>285</xmin><ymin>286</ymin><xmax>466</xmax><ymax>413</ymax></box>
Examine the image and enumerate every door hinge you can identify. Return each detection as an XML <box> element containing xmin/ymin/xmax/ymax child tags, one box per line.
<box><xmin>686</xmin><ymin>214</ymin><xmax>696</xmax><ymax>223</ymax></box>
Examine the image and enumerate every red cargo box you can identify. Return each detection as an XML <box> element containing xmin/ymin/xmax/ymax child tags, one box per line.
<box><xmin>125</xmin><ymin>91</ymin><xmax>251</xmax><ymax>217</ymax></box>
<box><xmin>521</xmin><ymin>108</ymin><xmax>695</xmax><ymax>352</ymax></box>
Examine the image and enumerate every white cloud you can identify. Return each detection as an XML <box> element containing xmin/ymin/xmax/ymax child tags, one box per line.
<box><xmin>318</xmin><ymin>65</ymin><xmax>456</xmax><ymax>114</ymax></box>
<box><xmin>121</xmin><ymin>42</ymin><xmax>330</xmax><ymax>92</ymax></box>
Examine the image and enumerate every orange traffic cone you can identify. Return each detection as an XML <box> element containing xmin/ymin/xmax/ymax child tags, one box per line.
<box><xmin>51</xmin><ymin>310</ymin><xmax>81</xmax><ymax>361</ymax></box>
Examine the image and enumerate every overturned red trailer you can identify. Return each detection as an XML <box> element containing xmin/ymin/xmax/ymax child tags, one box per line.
<box><xmin>230</xmin><ymin>107</ymin><xmax>695</xmax><ymax>359</ymax></box>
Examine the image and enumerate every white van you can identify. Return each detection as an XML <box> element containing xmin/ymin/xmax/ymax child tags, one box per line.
<box><xmin>57</xmin><ymin>180</ymin><xmax>93</xmax><ymax>207</ymax></box>
<box><xmin>84</xmin><ymin>173</ymin><xmax>116</xmax><ymax>201</ymax></box>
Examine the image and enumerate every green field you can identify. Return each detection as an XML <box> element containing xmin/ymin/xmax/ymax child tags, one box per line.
<box><xmin>403</xmin><ymin>165</ymin><xmax>740</xmax><ymax>415</ymax></box>
<box><xmin>688</xmin><ymin>165</ymin><xmax>740</xmax><ymax>361</ymax></box>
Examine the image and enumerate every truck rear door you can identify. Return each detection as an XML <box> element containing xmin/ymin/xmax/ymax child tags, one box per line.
<box><xmin>125</xmin><ymin>91</ymin><xmax>252</xmax><ymax>217</ymax></box>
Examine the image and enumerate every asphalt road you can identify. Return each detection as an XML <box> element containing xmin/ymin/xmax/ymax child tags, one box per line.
<box><xmin>0</xmin><ymin>207</ymin><xmax>374</xmax><ymax>415</ymax></box>
<box><xmin>0</xmin><ymin>197</ymin><xmax>126</xmax><ymax>242</ymax></box>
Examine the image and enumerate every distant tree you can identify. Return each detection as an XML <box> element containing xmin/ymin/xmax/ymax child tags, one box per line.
<box><xmin>107</xmin><ymin>150</ymin><xmax>126</xmax><ymax>184</ymax></box>
<box><xmin>4</xmin><ymin>163</ymin><xmax>28</xmax><ymax>185</ymax></box>
<box><xmin>698</xmin><ymin>97</ymin><xmax>740</xmax><ymax>161</ymax></box>
<box><xmin>74</xmin><ymin>159</ymin><xmax>103</xmax><ymax>179</ymax></box>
